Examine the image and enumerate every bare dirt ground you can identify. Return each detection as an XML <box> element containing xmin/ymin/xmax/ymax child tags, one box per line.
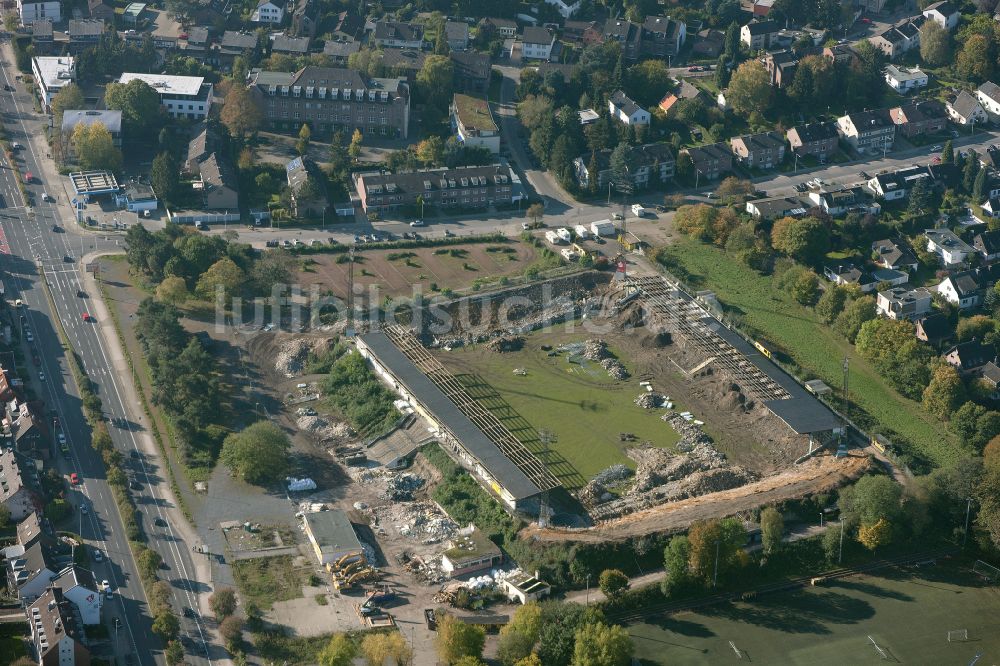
<box><xmin>295</xmin><ymin>242</ymin><xmax>539</xmax><ymax>301</ymax></box>
<box><xmin>523</xmin><ymin>452</ymin><xmax>870</xmax><ymax>543</ymax></box>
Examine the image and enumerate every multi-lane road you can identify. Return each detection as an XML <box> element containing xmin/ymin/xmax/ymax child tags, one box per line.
<box><xmin>0</xmin><ymin>44</ymin><xmax>216</xmax><ymax>664</ymax></box>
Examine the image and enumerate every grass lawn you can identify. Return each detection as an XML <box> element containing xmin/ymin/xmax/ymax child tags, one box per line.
<box><xmin>441</xmin><ymin>328</ymin><xmax>681</xmax><ymax>486</ymax></box>
<box><xmin>631</xmin><ymin>561</ymin><xmax>1000</xmax><ymax>665</ymax></box>
<box><xmin>657</xmin><ymin>239</ymin><xmax>957</xmax><ymax>468</ymax></box>
<box><xmin>231</xmin><ymin>556</ymin><xmax>309</xmax><ymax>610</ymax></box>
<box><xmin>0</xmin><ymin>623</ymin><xmax>27</xmax><ymax>664</ymax></box>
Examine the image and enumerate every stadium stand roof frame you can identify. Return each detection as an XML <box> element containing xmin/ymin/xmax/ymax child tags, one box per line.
<box><xmin>70</xmin><ymin>171</ymin><xmax>120</xmax><ymax>197</ymax></box>
<box><xmin>357</xmin><ymin>330</ymin><xmax>546</xmax><ymax>507</ymax></box>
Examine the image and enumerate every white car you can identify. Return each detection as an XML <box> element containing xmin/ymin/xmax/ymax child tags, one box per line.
<box><xmin>58</xmin><ymin>433</ymin><xmax>66</xmax><ymax>444</ymax></box>
<box><xmin>80</xmin><ymin>505</ymin><xmax>88</xmax><ymax>515</ymax></box>
<box><xmin>931</xmin><ymin>144</ymin><xmax>943</xmax><ymax>152</ymax></box>
<box><xmin>25</xmin><ymin>331</ymin><xmax>32</xmax><ymax>342</ymax></box>
<box><xmin>93</xmin><ymin>549</ymin><xmax>103</xmax><ymax>562</ymax></box>
<box><xmin>38</xmin><ymin>371</ymin><xmax>45</xmax><ymax>381</ymax></box>
<box><xmin>409</xmin><ymin>220</ymin><xmax>425</xmax><ymax>227</ymax></box>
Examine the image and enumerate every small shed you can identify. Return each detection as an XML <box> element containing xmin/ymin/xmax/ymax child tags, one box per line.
<box><xmin>500</xmin><ymin>571</ymin><xmax>551</xmax><ymax>604</ymax></box>
<box><xmin>117</xmin><ymin>181</ymin><xmax>157</xmax><ymax>212</ymax></box>
<box><xmin>302</xmin><ymin>510</ymin><xmax>363</xmax><ymax>566</ymax></box>
<box><xmin>591</xmin><ymin>219</ymin><xmax>615</xmax><ymax>237</ymax></box>
<box><xmin>441</xmin><ymin>525</ymin><xmax>501</xmax><ymax>578</ymax></box>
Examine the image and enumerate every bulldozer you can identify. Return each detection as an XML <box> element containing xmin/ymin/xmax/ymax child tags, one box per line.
<box><xmin>334</xmin><ymin>566</ymin><xmax>379</xmax><ymax>591</ymax></box>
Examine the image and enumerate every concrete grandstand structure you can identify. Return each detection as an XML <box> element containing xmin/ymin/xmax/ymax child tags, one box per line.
<box><xmin>356</xmin><ymin>326</ymin><xmax>558</xmax><ymax>512</ymax></box>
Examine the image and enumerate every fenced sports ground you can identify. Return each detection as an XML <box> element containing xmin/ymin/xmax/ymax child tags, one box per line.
<box><xmin>630</xmin><ymin>560</ymin><xmax>1000</xmax><ymax>665</ymax></box>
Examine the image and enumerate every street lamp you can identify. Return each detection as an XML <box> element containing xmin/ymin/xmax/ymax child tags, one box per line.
<box><xmin>712</xmin><ymin>540</ymin><xmax>720</xmax><ymax>588</ymax></box>
<box><xmin>585</xmin><ymin>573</ymin><xmax>591</xmax><ymax>605</ymax></box>
<box><xmin>963</xmin><ymin>497</ymin><xmax>973</xmax><ymax>547</ymax></box>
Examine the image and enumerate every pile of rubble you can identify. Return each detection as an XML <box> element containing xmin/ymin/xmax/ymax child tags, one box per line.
<box><xmin>368</xmin><ymin>500</ymin><xmax>458</xmax><ymax>545</ymax></box>
<box><xmin>634</xmin><ymin>393</ymin><xmax>667</xmax><ymax>409</ymax></box>
<box><xmin>594</xmin><ymin>464</ymin><xmax>632</xmax><ymax>486</ymax></box>
<box><xmin>276</xmin><ymin>338</ymin><xmax>321</xmax><ymax>377</ymax></box>
<box><xmin>486</xmin><ymin>336</ymin><xmax>525</xmax><ymax>353</ymax></box>
<box><xmin>402</xmin><ymin>552</ymin><xmax>448</xmax><ymax>585</ymax></box>
<box><xmin>602</xmin><ymin>358</ymin><xmax>629</xmax><ymax>380</ymax></box>
<box><xmin>583</xmin><ymin>415</ymin><xmax>758</xmax><ymax>520</ymax></box>
<box><xmin>381</xmin><ymin>473</ymin><xmax>426</xmax><ymax>501</ymax></box>
<box><xmin>583</xmin><ymin>339</ymin><xmax>611</xmax><ymax>361</ymax></box>
<box><xmin>296</xmin><ymin>414</ymin><xmax>354</xmax><ymax>442</ymax></box>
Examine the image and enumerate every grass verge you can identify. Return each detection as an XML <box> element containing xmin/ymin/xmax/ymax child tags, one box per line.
<box><xmin>231</xmin><ymin>556</ymin><xmax>309</xmax><ymax>611</ymax></box>
<box><xmin>0</xmin><ymin>622</ymin><xmax>28</xmax><ymax>662</ymax></box>
<box><xmin>655</xmin><ymin>240</ymin><xmax>956</xmax><ymax>469</ymax></box>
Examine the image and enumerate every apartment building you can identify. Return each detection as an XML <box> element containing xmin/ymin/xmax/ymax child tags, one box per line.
<box><xmin>837</xmin><ymin>109</ymin><xmax>895</xmax><ymax>154</ymax></box>
<box><xmin>450</xmin><ymin>94</ymin><xmax>500</xmax><ymax>154</ymax></box>
<box><xmin>353</xmin><ymin>164</ymin><xmax>519</xmax><ymax>213</ymax></box>
<box><xmin>118</xmin><ymin>73</ymin><xmax>213</xmax><ymax>120</ymax></box>
<box><xmin>786</xmin><ymin>122</ymin><xmax>838</xmax><ymax>161</ymax></box>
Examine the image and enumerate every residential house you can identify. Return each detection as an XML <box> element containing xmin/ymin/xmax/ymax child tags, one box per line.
<box><xmin>441</xmin><ymin>526</ymin><xmax>502</xmax><ymax>578</ymax></box>
<box><xmin>786</xmin><ymin>122</ymin><xmax>838</xmax><ymax>161</ymax></box>
<box><xmin>763</xmin><ymin>50</ymin><xmax>798</xmax><ymax>88</ymax></box>
<box><xmin>286</xmin><ymin>156</ymin><xmax>324</xmax><ymax>217</ymax></box>
<box><xmin>823</xmin><ymin>43</ymin><xmax>856</xmax><ymax>65</ymax></box>
<box><xmin>182</xmin><ymin>27</ymin><xmax>210</xmax><ymax>58</ymax></box>
<box><xmin>884</xmin><ymin>64</ymin><xmax>927</xmax><ymax>94</ymax></box>
<box><xmin>837</xmin><ymin>109</ymin><xmax>894</xmax><ymax>154</ymax></box>
<box><xmin>271</xmin><ymin>34</ymin><xmax>310</xmax><ymax>56</ymax></box>
<box><xmin>322</xmin><ymin>39</ymin><xmax>360</xmax><ymax>65</ymax></box>
<box><xmin>730</xmin><ymin>131</ymin><xmax>785</xmax><ymax>169</ymax></box>
<box><xmin>353</xmin><ymin>164</ymin><xmax>520</xmax><ymax>214</ymax></box>
<box><xmin>974</xmin><ymin>230</ymin><xmax>1000</xmax><ymax>262</ymax></box>
<box><xmin>17</xmin><ymin>512</ymin><xmax>57</xmax><ymax>553</ymax></box>
<box><xmin>948</xmin><ymin>90</ymin><xmax>988</xmax><ymax>126</ymax></box>
<box><xmin>609</xmin><ymin>90</ymin><xmax>649</xmax><ymax>126</ymax></box>
<box><xmin>289</xmin><ymin>0</ymin><xmax>317</xmax><ymax>39</ymax></box>
<box><xmin>976</xmin><ymin>81</ymin><xmax>1000</xmax><ymax>122</ymax></box>
<box><xmin>945</xmin><ymin>340</ymin><xmax>992</xmax><ymax>376</ymax></box>
<box><xmin>937</xmin><ymin>271</ymin><xmax>982</xmax><ymax>309</ymax></box>
<box><xmin>373</xmin><ymin>21</ymin><xmax>424</xmax><ymax>50</ymax></box>
<box><xmin>6</xmin><ymin>542</ymin><xmax>57</xmax><ymax>602</ymax></box>
<box><xmin>51</xmin><ymin>566</ymin><xmax>101</xmax><ymax>625</ymax></box>
<box><xmin>658</xmin><ymin>92</ymin><xmax>681</xmax><ymax>114</ymax></box>
<box><xmin>451</xmin><ymin>94</ymin><xmax>500</xmax><ymax>154</ymax></box>
<box><xmin>6</xmin><ymin>401</ymin><xmax>44</xmax><ymax>457</ymax></box>
<box><xmin>380</xmin><ymin>48</ymin><xmax>426</xmax><ymax>82</ymax></box>
<box><xmin>740</xmin><ymin>20</ymin><xmax>778</xmax><ymax>51</ymax></box>
<box><xmin>692</xmin><ymin>28</ymin><xmax>725</xmax><ymax>57</ymax></box>
<box><xmin>478</xmin><ymin>17</ymin><xmax>517</xmax><ymax>39</ymax></box>
<box><xmin>562</xmin><ymin>20</ymin><xmax>602</xmax><ymax>46</ymax></box>
<box><xmin>188</xmin><ymin>0</ymin><xmax>233</xmax><ymax>27</ymax></box>
<box><xmin>450</xmin><ymin>51</ymin><xmax>490</xmax><ymax>94</ymax></box>
<box><xmin>544</xmin><ymin>0</ymin><xmax>581</xmax><ymax>18</ymax></box>
<box><xmin>981</xmin><ymin>144</ymin><xmax>1000</xmax><ymax>170</ymax></box>
<box><xmin>0</xmin><ymin>450</ymin><xmax>38</xmax><ymax>522</ymax></box>
<box><xmin>16</xmin><ymin>0</ymin><xmax>60</xmax><ymax>25</ymax></box>
<box><xmin>62</xmin><ymin>110</ymin><xmax>122</xmax><ymax>162</ymax></box>
<box><xmin>683</xmin><ymin>143</ymin><xmax>733</xmax><ymax>181</ymax></box>
<box><xmin>981</xmin><ymin>361</ymin><xmax>1000</xmax><ymax>399</ymax></box>
<box><xmin>877</xmin><ymin>286</ymin><xmax>932</xmax><ymax>320</ymax></box>
<box><xmin>119</xmin><ymin>73</ymin><xmax>213</xmax><ymax>120</ymax></box>
<box><xmin>445</xmin><ymin>21</ymin><xmax>469</xmax><ymax>51</ymax></box>
<box><xmin>872</xmin><ymin>238</ymin><xmax>918</xmax><ymax>272</ymax></box>
<box><xmin>889</xmin><ymin>100</ymin><xmax>947</xmax><ymax>138</ymax></box>
<box><xmin>753</xmin><ymin>0</ymin><xmax>775</xmax><ymax>17</ymax></box>
<box><xmin>867</xmin><ymin>166</ymin><xmax>930</xmax><ymax>200</ymax></box>
<box><xmin>808</xmin><ymin>186</ymin><xmax>878</xmax><ymax>216</ymax></box>
<box><xmin>521</xmin><ymin>26</ymin><xmax>555</xmax><ymax>60</ymax></box>
<box><xmin>916</xmin><ymin>313</ymin><xmax>953</xmax><ymax>348</ymax></box>
<box><xmin>248</xmin><ymin>66</ymin><xmax>410</xmax><ymax>137</ymax></box>
<box><xmin>31</xmin><ymin>19</ymin><xmax>53</xmax><ymax>52</ymax></box>
<box><xmin>219</xmin><ymin>30</ymin><xmax>258</xmax><ymax>67</ymax></box>
<box><xmin>823</xmin><ymin>264</ymin><xmax>879</xmax><ymax>293</ymax></box>
<box><xmin>185</xmin><ymin>123</ymin><xmax>212</xmax><ymax>175</ymax></box>
<box><xmin>87</xmin><ymin>0</ymin><xmax>113</xmax><ymax>21</ymax></box>
<box><xmin>745</xmin><ymin>196</ymin><xmax>806</xmax><ymax>220</ymax></box>
<box><xmin>923</xmin><ymin>1</ymin><xmax>960</xmax><ymax>31</ymax></box>
<box><xmin>196</xmin><ymin>154</ymin><xmax>239</xmax><ymax>210</ymax></box>
<box><xmin>251</xmin><ymin>0</ymin><xmax>283</xmax><ymax>24</ymax></box>
<box><xmin>331</xmin><ymin>11</ymin><xmax>363</xmax><ymax>42</ymax></box>
<box><xmin>573</xmin><ymin>143</ymin><xmax>675</xmax><ymax>191</ymax></box>
<box><xmin>639</xmin><ymin>15</ymin><xmax>686</xmax><ymax>60</ymax></box>
<box><xmin>925</xmin><ymin>228</ymin><xmax>974</xmax><ymax>266</ymax></box>
<box><xmin>871</xmin><ymin>17</ymin><xmax>923</xmax><ymax>59</ymax></box>
<box><xmin>32</xmin><ymin>57</ymin><xmax>75</xmax><ymax>112</ymax></box>
<box><xmin>26</xmin><ymin>587</ymin><xmax>91</xmax><ymax>666</ymax></box>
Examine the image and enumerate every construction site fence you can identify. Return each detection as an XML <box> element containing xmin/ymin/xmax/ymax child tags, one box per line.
<box><xmin>651</xmin><ymin>266</ymin><xmax>912</xmax><ymax>479</ymax></box>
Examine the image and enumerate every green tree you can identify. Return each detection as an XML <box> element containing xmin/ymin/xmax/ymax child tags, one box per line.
<box><xmin>72</xmin><ymin>122</ymin><xmax>123</xmax><ymax>172</ymax></box>
<box><xmin>151</xmin><ymin>152</ymin><xmax>179</xmax><ymax>207</ymax></box>
<box><xmin>907</xmin><ymin>177</ymin><xmax>934</xmax><ymax>218</ymax></box>
<box><xmin>196</xmin><ymin>257</ymin><xmax>245</xmax><ymax>300</ymax></box>
<box><xmin>923</xmin><ymin>364</ymin><xmax>967</xmax><ymax>419</ymax></box>
<box><xmin>597</xmin><ymin>569</ymin><xmax>629</xmax><ymax>601</ymax></box>
<box><xmin>723</xmin><ymin>21</ymin><xmax>740</xmax><ymax>61</ymax></box>
<box><xmin>815</xmin><ymin>284</ymin><xmax>853</xmax><ymax>323</ymax></box>
<box><xmin>137</xmin><ymin>547</ymin><xmax>162</xmax><ymax>581</ymax></box>
<box><xmin>209</xmin><ymin>588</ymin><xmax>237</xmax><ymax>619</ymax></box>
<box><xmin>416</xmin><ymin>54</ymin><xmax>455</xmax><ymax>121</ymax></box>
<box><xmin>538</xmin><ymin>603</ymin><xmax>603</xmax><ymax>666</ymax></box>
<box><xmin>219</xmin><ymin>615</ymin><xmax>243</xmax><ymax>650</ymax></box>
<box><xmin>839</xmin><ymin>475</ymin><xmax>903</xmax><ymax>529</ymax></box>
<box><xmin>626</xmin><ymin>60</ymin><xmax>673</xmax><ymax>107</ymax></box>
<box><xmin>919</xmin><ymin>20</ymin><xmax>951</xmax><ymax>66</ymax></box>
<box><xmin>950</xmin><ymin>401</ymin><xmax>1000</xmax><ymax>451</ymax></box>
<box><xmin>104</xmin><ymin>79</ymin><xmax>162</xmax><ymax>137</ymax></box>
<box><xmin>715</xmin><ymin>55</ymin><xmax>730</xmax><ymax>87</ymax></box>
<box><xmin>572</xmin><ymin>622</ymin><xmax>632</xmax><ymax>666</ymax></box>
<box><xmin>855</xmin><ymin>318</ymin><xmax>934</xmax><ymax>399</ymax></box>
<box><xmin>687</xmin><ymin>518</ymin><xmax>747</xmax><ymax>584</ymax></box>
<box><xmin>515</xmin><ymin>656</ymin><xmax>543</xmax><ymax>666</ymax></box>
<box><xmin>50</xmin><ymin>83</ymin><xmax>85</xmax><ymax>126</ymax></box>
<box><xmin>0</xmin><ymin>503</ymin><xmax>9</xmax><ymax>529</ymax></box>
<box><xmin>942</xmin><ymin>140</ymin><xmax>954</xmax><ymax>164</ymax></box>
<box><xmin>661</xmin><ymin>535</ymin><xmax>691</xmax><ymax>594</ymax></box>
<box><xmin>957</xmin><ymin>34</ymin><xmax>995</xmax><ymax>83</ymax></box>
<box><xmin>759</xmin><ymin>506</ymin><xmax>784</xmax><ymax>555</ymax></box>
<box><xmin>527</xmin><ymin>202</ymin><xmax>544</xmax><ymax>226</ymax></box>
<box><xmin>858</xmin><ymin>517</ymin><xmax>893</xmax><ymax>550</ymax></box>
<box><xmin>437</xmin><ymin>613</ymin><xmax>485</xmax><ymax>663</ymax></box>
<box><xmin>296</xmin><ymin>123</ymin><xmax>311</xmax><ymax>156</ymax></box>
<box><xmin>220</xmin><ymin>421</ymin><xmax>290</xmax><ymax>485</ymax></box>
<box><xmin>726</xmin><ymin>60</ymin><xmax>772</xmax><ymax>117</ymax></box>
<box><xmin>360</xmin><ymin>632</ymin><xmax>412</xmax><ymax>666</ymax></box>
<box><xmin>164</xmin><ymin>640</ymin><xmax>184</xmax><ymax>666</ymax></box>
<box><xmin>974</xmin><ymin>168</ymin><xmax>988</xmax><ymax>203</ymax></box>
<box><xmin>498</xmin><ymin>602</ymin><xmax>542</xmax><ymax>665</ymax></box>
<box><xmin>770</xmin><ymin>216</ymin><xmax>829</xmax><ymax>265</ymax></box>
<box><xmin>317</xmin><ymin>633</ymin><xmax>355</xmax><ymax>666</ymax></box>
<box><xmin>833</xmin><ymin>295</ymin><xmax>876</xmax><ymax>343</ymax></box>
<box><xmin>348</xmin><ymin>128</ymin><xmax>363</xmax><ymax>159</ymax></box>
<box><xmin>155</xmin><ymin>276</ymin><xmax>189</xmax><ymax>305</ymax></box>
<box><xmin>220</xmin><ymin>84</ymin><xmax>263</xmax><ymax>139</ymax></box>
<box><xmin>152</xmin><ymin>611</ymin><xmax>180</xmax><ymax>641</ymax></box>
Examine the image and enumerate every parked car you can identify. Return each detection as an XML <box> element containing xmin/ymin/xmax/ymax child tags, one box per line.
<box><xmin>70</xmin><ymin>473</ymin><xmax>79</xmax><ymax>485</ymax></box>
<box><xmin>410</xmin><ymin>220</ymin><xmax>425</xmax><ymax>227</ymax></box>
<box><xmin>931</xmin><ymin>144</ymin><xmax>943</xmax><ymax>152</ymax></box>
<box><xmin>93</xmin><ymin>549</ymin><xmax>103</xmax><ymax>562</ymax></box>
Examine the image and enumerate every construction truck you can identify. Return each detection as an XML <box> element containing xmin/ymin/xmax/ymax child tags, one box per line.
<box><xmin>334</xmin><ymin>566</ymin><xmax>379</xmax><ymax>591</ymax></box>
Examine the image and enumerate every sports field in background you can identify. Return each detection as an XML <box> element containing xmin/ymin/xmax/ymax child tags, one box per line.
<box><xmin>631</xmin><ymin>561</ymin><xmax>1000</xmax><ymax>665</ymax></box>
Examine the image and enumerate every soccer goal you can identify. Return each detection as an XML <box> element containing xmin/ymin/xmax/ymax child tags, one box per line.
<box><xmin>973</xmin><ymin>559</ymin><xmax>1000</xmax><ymax>583</ymax></box>
<box><xmin>948</xmin><ymin>629</ymin><xmax>969</xmax><ymax>643</ymax></box>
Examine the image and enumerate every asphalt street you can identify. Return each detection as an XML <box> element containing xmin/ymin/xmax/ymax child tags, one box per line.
<box><xmin>0</xmin><ymin>45</ymin><xmax>216</xmax><ymax>665</ymax></box>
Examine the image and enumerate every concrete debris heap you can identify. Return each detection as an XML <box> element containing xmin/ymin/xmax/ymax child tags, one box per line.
<box><xmin>602</xmin><ymin>358</ymin><xmax>629</xmax><ymax>380</ymax></box>
<box><xmin>634</xmin><ymin>393</ymin><xmax>667</xmax><ymax>409</ymax></box>
<box><xmin>296</xmin><ymin>414</ymin><xmax>354</xmax><ymax>442</ymax></box>
<box><xmin>486</xmin><ymin>336</ymin><xmax>525</xmax><ymax>353</ymax></box>
<box><xmin>581</xmin><ymin>413</ymin><xmax>758</xmax><ymax>520</ymax></box>
<box><xmin>582</xmin><ymin>339</ymin><xmax>611</xmax><ymax>361</ymax></box>
<box><xmin>275</xmin><ymin>337</ymin><xmax>324</xmax><ymax>377</ymax></box>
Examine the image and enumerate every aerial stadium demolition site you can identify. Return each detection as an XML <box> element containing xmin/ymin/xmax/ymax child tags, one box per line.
<box><xmin>259</xmin><ymin>269</ymin><xmax>869</xmax><ymax>546</ymax></box>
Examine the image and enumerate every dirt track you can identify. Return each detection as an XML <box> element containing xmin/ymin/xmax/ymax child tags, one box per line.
<box><xmin>522</xmin><ymin>452</ymin><xmax>870</xmax><ymax>543</ymax></box>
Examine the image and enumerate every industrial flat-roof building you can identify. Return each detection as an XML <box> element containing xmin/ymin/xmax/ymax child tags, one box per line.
<box><xmin>32</xmin><ymin>57</ymin><xmax>75</xmax><ymax>111</ymax></box>
<box><xmin>302</xmin><ymin>510</ymin><xmax>363</xmax><ymax>566</ymax></box>
<box><xmin>357</xmin><ymin>327</ymin><xmax>557</xmax><ymax>512</ymax></box>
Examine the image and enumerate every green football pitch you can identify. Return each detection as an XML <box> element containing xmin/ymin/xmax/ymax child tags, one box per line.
<box><xmin>631</xmin><ymin>560</ymin><xmax>1000</xmax><ymax>665</ymax></box>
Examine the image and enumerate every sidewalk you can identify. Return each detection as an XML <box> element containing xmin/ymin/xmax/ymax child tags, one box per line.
<box><xmin>81</xmin><ymin>250</ymin><xmax>229</xmax><ymax>665</ymax></box>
